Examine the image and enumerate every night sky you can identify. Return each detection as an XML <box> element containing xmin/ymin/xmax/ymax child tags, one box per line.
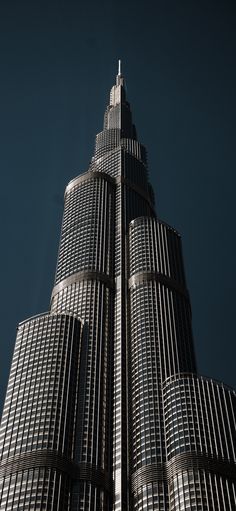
<box><xmin>0</xmin><ymin>0</ymin><xmax>236</xmax><ymax>414</ymax></box>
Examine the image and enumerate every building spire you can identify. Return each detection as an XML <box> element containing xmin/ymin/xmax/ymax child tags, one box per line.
<box><xmin>105</xmin><ymin>59</ymin><xmax>136</xmax><ymax>137</ymax></box>
<box><xmin>116</xmin><ymin>59</ymin><xmax>124</xmax><ymax>87</ymax></box>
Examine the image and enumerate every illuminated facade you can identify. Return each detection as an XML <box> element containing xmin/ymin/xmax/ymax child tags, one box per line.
<box><xmin>1</xmin><ymin>63</ymin><xmax>236</xmax><ymax>510</ymax></box>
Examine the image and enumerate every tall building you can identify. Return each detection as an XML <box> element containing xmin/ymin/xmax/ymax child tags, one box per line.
<box><xmin>1</xmin><ymin>62</ymin><xmax>236</xmax><ymax>511</ymax></box>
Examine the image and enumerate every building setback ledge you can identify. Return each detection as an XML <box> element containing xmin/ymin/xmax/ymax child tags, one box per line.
<box><xmin>65</xmin><ymin>170</ymin><xmax>116</xmax><ymax>196</ymax></box>
<box><xmin>51</xmin><ymin>270</ymin><xmax>114</xmax><ymax>299</ymax></box>
<box><xmin>131</xmin><ymin>452</ymin><xmax>236</xmax><ymax>493</ymax></box>
<box><xmin>128</xmin><ymin>271</ymin><xmax>189</xmax><ymax>300</ymax></box>
<box><xmin>0</xmin><ymin>450</ymin><xmax>111</xmax><ymax>493</ymax></box>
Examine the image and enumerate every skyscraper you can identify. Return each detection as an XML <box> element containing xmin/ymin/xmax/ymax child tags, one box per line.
<box><xmin>0</xmin><ymin>62</ymin><xmax>236</xmax><ymax>510</ymax></box>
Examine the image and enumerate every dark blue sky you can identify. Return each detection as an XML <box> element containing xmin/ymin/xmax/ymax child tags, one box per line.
<box><xmin>0</xmin><ymin>0</ymin><xmax>236</xmax><ymax>413</ymax></box>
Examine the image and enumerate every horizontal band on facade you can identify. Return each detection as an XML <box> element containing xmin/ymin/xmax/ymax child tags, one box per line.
<box><xmin>16</xmin><ymin>311</ymin><xmax>84</xmax><ymax>329</ymax></box>
<box><xmin>65</xmin><ymin>170</ymin><xmax>116</xmax><ymax>195</ymax></box>
<box><xmin>94</xmin><ymin>131</ymin><xmax>147</xmax><ymax>165</ymax></box>
<box><xmin>51</xmin><ymin>270</ymin><xmax>114</xmax><ymax>298</ymax></box>
<box><xmin>0</xmin><ymin>450</ymin><xmax>111</xmax><ymax>492</ymax></box>
<box><xmin>131</xmin><ymin>452</ymin><xmax>236</xmax><ymax>493</ymax></box>
<box><xmin>166</xmin><ymin>451</ymin><xmax>236</xmax><ymax>481</ymax></box>
<box><xmin>128</xmin><ymin>271</ymin><xmax>189</xmax><ymax>299</ymax></box>
<box><xmin>78</xmin><ymin>463</ymin><xmax>111</xmax><ymax>492</ymax></box>
<box><xmin>163</xmin><ymin>371</ymin><xmax>236</xmax><ymax>394</ymax></box>
<box><xmin>129</xmin><ymin>216</ymin><xmax>180</xmax><ymax>237</ymax></box>
<box><xmin>65</xmin><ymin>170</ymin><xmax>155</xmax><ymax>213</ymax></box>
<box><xmin>131</xmin><ymin>462</ymin><xmax>165</xmax><ymax>493</ymax></box>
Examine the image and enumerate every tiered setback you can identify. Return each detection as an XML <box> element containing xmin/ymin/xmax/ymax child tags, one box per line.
<box><xmin>51</xmin><ymin>137</ymin><xmax>155</xmax><ymax>509</ymax></box>
<box><xmin>1</xmin><ymin>68</ymin><xmax>236</xmax><ymax>511</ymax></box>
<box><xmin>128</xmin><ymin>217</ymin><xmax>236</xmax><ymax>510</ymax></box>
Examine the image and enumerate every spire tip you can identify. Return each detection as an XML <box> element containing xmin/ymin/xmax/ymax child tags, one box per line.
<box><xmin>118</xmin><ymin>59</ymin><xmax>122</xmax><ymax>76</ymax></box>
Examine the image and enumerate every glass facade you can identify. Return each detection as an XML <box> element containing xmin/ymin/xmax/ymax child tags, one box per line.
<box><xmin>0</xmin><ymin>313</ymin><xmax>83</xmax><ymax>509</ymax></box>
<box><xmin>164</xmin><ymin>374</ymin><xmax>236</xmax><ymax>510</ymax></box>
<box><xmin>1</xmin><ymin>64</ymin><xmax>236</xmax><ymax>510</ymax></box>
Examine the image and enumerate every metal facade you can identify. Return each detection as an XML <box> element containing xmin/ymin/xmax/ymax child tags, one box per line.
<box><xmin>1</xmin><ymin>66</ymin><xmax>236</xmax><ymax>510</ymax></box>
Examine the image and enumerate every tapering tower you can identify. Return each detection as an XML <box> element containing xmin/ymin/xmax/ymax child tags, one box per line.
<box><xmin>51</xmin><ymin>59</ymin><xmax>158</xmax><ymax>509</ymax></box>
<box><xmin>1</xmin><ymin>63</ymin><xmax>236</xmax><ymax>511</ymax></box>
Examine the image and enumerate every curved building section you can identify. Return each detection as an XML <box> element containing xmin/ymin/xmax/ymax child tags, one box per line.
<box><xmin>51</xmin><ymin>278</ymin><xmax>113</xmax><ymax>509</ymax></box>
<box><xmin>51</xmin><ymin>171</ymin><xmax>115</xmax><ymax>509</ymax></box>
<box><xmin>0</xmin><ymin>312</ymin><xmax>83</xmax><ymax>510</ymax></box>
<box><xmin>55</xmin><ymin>170</ymin><xmax>115</xmax><ymax>285</ymax></box>
<box><xmin>128</xmin><ymin>217</ymin><xmax>196</xmax><ymax>509</ymax></box>
<box><xmin>95</xmin><ymin>128</ymin><xmax>122</xmax><ymax>160</ymax></box>
<box><xmin>87</xmin><ymin>66</ymin><xmax>156</xmax><ymax>511</ymax></box>
<box><xmin>129</xmin><ymin>217</ymin><xmax>185</xmax><ymax>284</ymax></box>
<box><xmin>164</xmin><ymin>373</ymin><xmax>236</xmax><ymax>510</ymax></box>
<box><xmin>129</xmin><ymin>217</ymin><xmax>196</xmax><ymax>381</ymax></box>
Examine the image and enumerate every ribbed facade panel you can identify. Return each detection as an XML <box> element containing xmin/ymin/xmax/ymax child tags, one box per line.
<box><xmin>93</xmin><ymin>146</ymin><xmax>148</xmax><ymax>188</ymax></box>
<box><xmin>128</xmin><ymin>217</ymin><xmax>195</xmax><ymax>380</ymax></box>
<box><xmin>164</xmin><ymin>373</ymin><xmax>236</xmax><ymax>462</ymax></box>
<box><xmin>131</xmin><ymin>282</ymin><xmax>194</xmax><ymax>376</ymax></box>
<box><xmin>52</xmin><ymin>166</ymin><xmax>115</xmax><ymax>502</ymax></box>
<box><xmin>51</xmin><ymin>280</ymin><xmax>112</xmax><ymax>461</ymax></box>
<box><xmin>128</xmin><ymin>217</ymin><xmax>197</xmax><ymax>508</ymax></box>
<box><xmin>133</xmin><ymin>482</ymin><xmax>168</xmax><ymax>511</ymax></box>
<box><xmin>95</xmin><ymin>129</ymin><xmax>121</xmax><ymax>160</ymax></box>
<box><xmin>0</xmin><ymin>312</ymin><xmax>83</xmax><ymax>510</ymax></box>
<box><xmin>51</xmin><ymin>279</ymin><xmax>113</xmax><ymax>509</ymax></box>
<box><xmin>164</xmin><ymin>373</ymin><xmax>236</xmax><ymax>510</ymax></box>
<box><xmin>129</xmin><ymin>217</ymin><xmax>186</xmax><ymax>285</ymax></box>
<box><xmin>0</xmin><ymin>467</ymin><xmax>71</xmax><ymax>511</ymax></box>
<box><xmin>92</xmin><ymin>83</ymin><xmax>155</xmax><ymax>509</ymax></box>
<box><xmin>55</xmin><ymin>172</ymin><xmax>115</xmax><ymax>284</ymax></box>
<box><xmin>111</xmin><ymin>151</ymin><xmax>154</xmax><ymax>509</ymax></box>
<box><xmin>169</xmin><ymin>470</ymin><xmax>236</xmax><ymax>511</ymax></box>
<box><xmin>52</xmin><ymin>166</ymin><xmax>115</xmax><ymax>507</ymax></box>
